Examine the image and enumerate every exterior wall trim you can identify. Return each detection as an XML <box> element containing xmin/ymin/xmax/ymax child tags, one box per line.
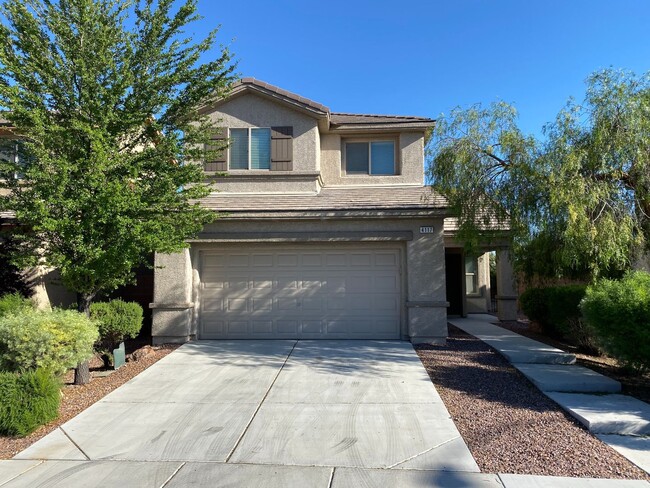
<box><xmin>189</xmin><ymin>231</ymin><xmax>413</xmax><ymax>243</ymax></box>
<box><xmin>149</xmin><ymin>302</ymin><xmax>194</xmax><ymax>310</ymax></box>
<box><xmin>210</xmin><ymin>210</ymin><xmax>447</xmax><ymax>220</ymax></box>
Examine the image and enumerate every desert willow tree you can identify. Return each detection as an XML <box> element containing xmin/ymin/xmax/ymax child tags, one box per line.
<box><xmin>0</xmin><ymin>0</ymin><xmax>235</xmax><ymax>383</ymax></box>
<box><xmin>427</xmin><ymin>69</ymin><xmax>650</xmax><ymax>281</ymax></box>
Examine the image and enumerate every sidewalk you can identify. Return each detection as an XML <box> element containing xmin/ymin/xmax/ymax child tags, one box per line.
<box><xmin>449</xmin><ymin>314</ymin><xmax>650</xmax><ymax>476</ymax></box>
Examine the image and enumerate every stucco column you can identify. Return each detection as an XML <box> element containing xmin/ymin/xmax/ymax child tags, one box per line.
<box><xmin>151</xmin><ymin>249</ymin><xmax>194</xmax><ymax>344</ymax></box>
<box><xmin>406</xmin><ymin>220</ymin><xmax>448</xmax><ymax>344</ymax></box>
<box><xmin>496</xmin><ymin>248</ymin><xmax>518</xmax><ymax>321</ymax></box>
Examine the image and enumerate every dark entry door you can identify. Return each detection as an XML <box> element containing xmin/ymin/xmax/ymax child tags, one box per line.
<box><xmin>445</xmin><ymin>252</ymin><xmax>463</xmax><ymax>316</ymax></box>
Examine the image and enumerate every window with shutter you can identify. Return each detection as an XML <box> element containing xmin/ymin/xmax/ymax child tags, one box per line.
<box><xmin>270</xmin><ymin>126</ymin><xmax>293</xmax><ymax>171</ymax></box>
<box><xmin>204</xmin><ymin>126</ymin><xmax>294</xmax><ymax>171</ymax></box>
<box><xmin>204</xmin><ymin>128</ymin><xmax>227</xmax><ymax>172</ymax></box>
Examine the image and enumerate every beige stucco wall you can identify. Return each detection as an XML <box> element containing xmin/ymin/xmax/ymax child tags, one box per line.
<box><xmin>151</xmin><ymin>216</ymin><xmax>448</xmax><ymax>344</ymax></box>
<box><xmin>319</xmin><ymin>131</ymin><xmax>425</xmax><ymax>187</ymax></box>
<box><xmin>205</xmin><ymin>93</ymin><xmax>321</xmax><ymax>194</ymax></box>
<box><xmin>25</xmin><ymin>267</ymin><xmax>77</xmax><ymax>310</ymax></box>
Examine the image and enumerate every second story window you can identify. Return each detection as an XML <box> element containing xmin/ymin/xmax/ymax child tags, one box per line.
<box><xmin>344</xmin><ymin>139</ymin><xmax>396</xmax><ymax>175</ymax></box>
<box><xmin>204</xmin><ymin>126</ymin><xmax>293</xmax><ymax>173</ymax></box>
<box><xmin>230</xmin><ymin>128</ymin><xmax>271</xmax><ymax>170</ymax></box>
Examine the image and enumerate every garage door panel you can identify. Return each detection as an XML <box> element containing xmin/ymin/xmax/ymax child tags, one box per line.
<box><xmin>200</xmin><ymin>247</ymin><xmax>401</xmax><ymax>339</ymax></box>
<box><xmin>277</xmin><ymin>254</ymin><xmax>299</xmax><ymax>267</ymax></box>
<box><xmin>277</xmin><ymin>320</ymin><xmax>299</xmax><ymax>334</ymax></box>
<box><xmin>252</xmin><ymin>321</ymin><xmax>273</xmax><ymax>334</ymax></box>
<box><xmin>374</xmin><ymin>295</ymin><xmax>400</xmax><ymax>311</ymax></box>
<box><xmin>252</xmin><ymin>254</ymin><xmax>273</xmax><ymax>267</ymax></box>
<box><xmin>252</xmin><ymin>298</ymin><xmax>273</xmax><ymax>311</ymax></box>
<box><xmin>227</xmin><ymin>298</ymin><xmax>248</xmax><ymax>312</ymax></box>
<box><xmin>228</xmin><ymin>255</ymin><xmax>250</xmax><ymax>267</ymax></box>
<box><xmin>228</xmin><ymin>321</ymin><xmax>248</xmax><ymax>334</ymax></box>
<box><xmin>375</xmin><ymin>252</ymin><xmax>398</xmax><ymax>267</ymax></box>
<box><xmin>375</xmin><ymin>275</ymin><xmax>399</xmax><ymax>292</ymax></box>
<box><xmin>349</xmin><ymin>253</ymin><xmax>372</xmax><ymax>266</ymax></box>
<box><xmin>252</xmin><ymin>278</ymin><xmax>273</xmax><ymax>289</ymax></box>
<box><xmin>202</xmin><ymin>296</ymin><xmax>223</xmax><ymax>312</ymax></box>
<box><xmin>302</xmin><ymin>254</ymin><xmax>323</xmax><ymax>267</ymax></box>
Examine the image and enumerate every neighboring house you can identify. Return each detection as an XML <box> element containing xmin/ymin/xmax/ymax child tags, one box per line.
<box><xmin>150</xmin><ymin>79</ymin><xmax>517</xmax><ymax>344</ymax></box>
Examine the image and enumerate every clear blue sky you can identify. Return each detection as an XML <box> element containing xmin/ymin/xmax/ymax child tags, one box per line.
<box><xmin>194</xmin><ymin>1</ymin><xmax>650</xmax><ymax>135</ymax></box>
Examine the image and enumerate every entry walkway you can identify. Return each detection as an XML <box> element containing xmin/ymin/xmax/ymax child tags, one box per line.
<box><xmin>449</xmin><ymin>314</ymin><xmax>650</xmax><ymax>476</ymax></box>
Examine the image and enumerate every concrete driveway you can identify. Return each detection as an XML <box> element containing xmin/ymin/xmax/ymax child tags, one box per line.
<box><xmin>0</xmin><ymin>340</ymin><xmax>500</xmax><ymax>487</ymax></box>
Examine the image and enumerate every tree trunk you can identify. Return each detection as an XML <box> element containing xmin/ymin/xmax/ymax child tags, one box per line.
<box><xmin>74</xmin><ymin>360</ymin><xmax>91</xmax><ymax>385</ymax></box>
<box><xmin>74</xmin><ymin>292</ymin><xmax>95</xmax><ymax>385</ymax></box>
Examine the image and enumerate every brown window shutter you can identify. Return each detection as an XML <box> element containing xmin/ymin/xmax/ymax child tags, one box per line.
<box><xmin>270</xmin><ymin>126</ymin><xmax>293</xmax><ymax>171</ymax></box>
<box><xmin>204</xmin><ymin>127</ymin><xmax>227</xmax><ymax>172</ymax></box>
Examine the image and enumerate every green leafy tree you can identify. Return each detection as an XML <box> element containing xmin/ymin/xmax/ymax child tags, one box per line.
<box><xmin>427</xmin><ymin>69</ymin><xmax>650</xmax><ymax>279</ymax></box>
<box><xmin>0</xmin><ymin>0</ymin><xmax>234</xmax><ymax>383</ymax></box>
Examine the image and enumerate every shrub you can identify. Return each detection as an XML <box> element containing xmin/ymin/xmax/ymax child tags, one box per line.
<box><xmin>520</xmin><ymin>287</ymin><xmax>551</xmax><ymax>332</ymax></box>
<box><xmin>0</xmin><ymin>369</ymin><xmax>61</xmax><ymax>436</ymax></box>
<box><xmin>546</xmin><ymin>284</ymin><xmax>588</xmax><ymax>334</ymax></box>
<box><xmin>581</xmin><ymin>271</ymin><xmax>650</xmax><ymax>371</ymax></box>
<box><xmin>90</xmin><ymin>300</ymin><xmax>143</xmax><ymax>365</ymax></box>
<box><xmin>0</xmin><ymin>292</ymin><xmax>33</xmax><ymax>317</ymax></box>
<box><xmin>0</xmin><ymin>309</ymin><xmax>99</xmax><ymax>376</ymax></box>
<box><xmin>520</xmin><ymin>284</ymin><xmax>594</xmax><ymax>350</ymax></box>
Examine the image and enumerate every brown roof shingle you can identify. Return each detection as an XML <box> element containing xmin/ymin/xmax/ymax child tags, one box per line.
<box><xmin>330</xmin><ymin>113</ymin><xmax>434</xmax><ymax>125</ymax></box>
<box><xmin>233</xmin><ymin>78</ymin><xmax>330</xmax><ymax>115</ymax></box>
<box><xmin>200</xmin><ymin>185</ymin><xmax>447</xmax><ymax>213</ymax></box>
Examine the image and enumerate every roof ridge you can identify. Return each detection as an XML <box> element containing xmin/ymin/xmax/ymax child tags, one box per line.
<box><xmin>237</xmin><ymin>78</ymin><xmax>329</xmax><ymax>114</ymax></box>
<box><xmin>331</xmin><ymin>111</ymin><xmax>433</xmax><ymax>121</ymax></box>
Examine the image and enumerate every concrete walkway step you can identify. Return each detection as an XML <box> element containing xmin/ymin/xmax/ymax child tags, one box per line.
<box><xmin>547</xmin><ymin>393</ymin><xmax>650</xmax><ymax>435</ymax></box>
<box><xmin>448</xmin><ymin>317</ymin><xmax>576</xmax><ymax>365</ymax></box>
<box><xmin>597</xmin><ymin>435</ymin><xmax>650</xmax><ymax>475</ymax></box>
<box><xmin>499</xmin><ymin>473</ymin><xmax>650</xmax><ymax>487</ymax></box>
<box><xmin>514</xmin><ymin>363</ymin><xmax>622</xmax><ymax>393</ymax></box>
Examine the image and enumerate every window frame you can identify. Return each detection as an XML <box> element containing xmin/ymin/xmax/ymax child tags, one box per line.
<box><xmin>342</xmin><ymin>137</ymin><xmax>399</xmax><ymax>176</ymax></box>
<box><xmin>464</xmin><ymin>256</ymin><xmax>480</xmax><ymax>297</ymax></box>
<box><xmin>228</xmin><ymin>127</ymin><xmax>272</xmax><ymax>171</ymax></box>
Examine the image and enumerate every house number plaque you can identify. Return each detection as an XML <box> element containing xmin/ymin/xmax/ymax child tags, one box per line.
<box><xmin>419</xmin><ymin>226</ymin><xmax>434</xmax><ymax>234</ymax></box>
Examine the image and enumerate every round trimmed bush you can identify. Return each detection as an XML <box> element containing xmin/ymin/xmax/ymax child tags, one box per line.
<box><xmin>0</xmin><ymin>309</ymin><xmax>99</xmax><ymax>376</ymax></box>
<box><xmin>90</xmin><ymin>299</ymin><xmax>143</xmax><ymax>354</ymax></box>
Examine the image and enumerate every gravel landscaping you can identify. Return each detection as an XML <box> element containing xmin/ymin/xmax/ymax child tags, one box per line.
<box><xmin>416</xmin><ymin>325</ymin><xmax>650</xmax><ymax>480</ymax></box>
<box><xmin>0</xmin><ymin>344</ymin><xmax>178</xmax><ymax>460</ymax></box>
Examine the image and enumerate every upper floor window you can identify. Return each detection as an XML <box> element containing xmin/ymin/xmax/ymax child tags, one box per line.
<box><xmin>344</xmin><ymin>139</ymin><xmax>396</xmax><ymax>175</ymax></box>
<box><xmin>204</xmin><ymin>126</ymin><xmax>293</xmax><ymax>172</ymax></box>
<box><xmin>230</xmin><ymin>128</ymin><xmax>271</xmax><ymax>170</ymax></box>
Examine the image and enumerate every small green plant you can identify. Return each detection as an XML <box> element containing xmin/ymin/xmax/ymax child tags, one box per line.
<box><xmin>581</xmin><ymin>271</ymin><xmax>650</xmax><ymax>371</ymax></box>
<box><xmin>90</xmin><ymin>300</ymin><xmax>143</xmax><ymax>366</ymax></box>
<box><xmin>0</xmin><ymin>309</ymin><xmax>98</xmax><ymax>376</ymax></box>
<box><xmin>0</xmin><ymin>369</ymin><xmax>61</xmax><ymax>436</ymax></box>
<box><xmin>0</xmin><ymin>292</ymin><xmax>33</xmax><ymax>317</ymax></box>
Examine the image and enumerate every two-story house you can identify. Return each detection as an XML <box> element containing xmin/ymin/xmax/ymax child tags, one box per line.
<box><xmin>150</xmin><ymin>79</ymin><xmax>516</xmax><ymax>345</ymax></box>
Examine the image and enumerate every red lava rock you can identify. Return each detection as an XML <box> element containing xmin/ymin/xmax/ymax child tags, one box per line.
<box><xmin>415</xmin><ymin>326</ymin><xmax>649</xmax><ymax>480</ymax></box>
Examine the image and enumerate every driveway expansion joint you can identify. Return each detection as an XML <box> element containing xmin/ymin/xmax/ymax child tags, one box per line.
<box><xmin>387</xmin><ymin>436</ymin><xmax>461</xmax><ymax>469</ymax></box>
<box><xmin>224</xmin><ymin>340</ymin><xmax>298</xmax><ymax>463</ymax></box>
<box><xmin>58</xmin><ymin>427</ymin><xmax>90</xmax><ymax>461</ymax></box>
<box><xmin>158</xmin><ymin>461</ymin><xmax>186</xmax><ymax>488</ymax></box>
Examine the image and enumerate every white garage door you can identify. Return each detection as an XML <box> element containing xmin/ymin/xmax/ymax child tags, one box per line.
<box><xmin>199</xmin><ymin>246</ymin><xmax>402</xmax><ymax>339</ymax></box>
